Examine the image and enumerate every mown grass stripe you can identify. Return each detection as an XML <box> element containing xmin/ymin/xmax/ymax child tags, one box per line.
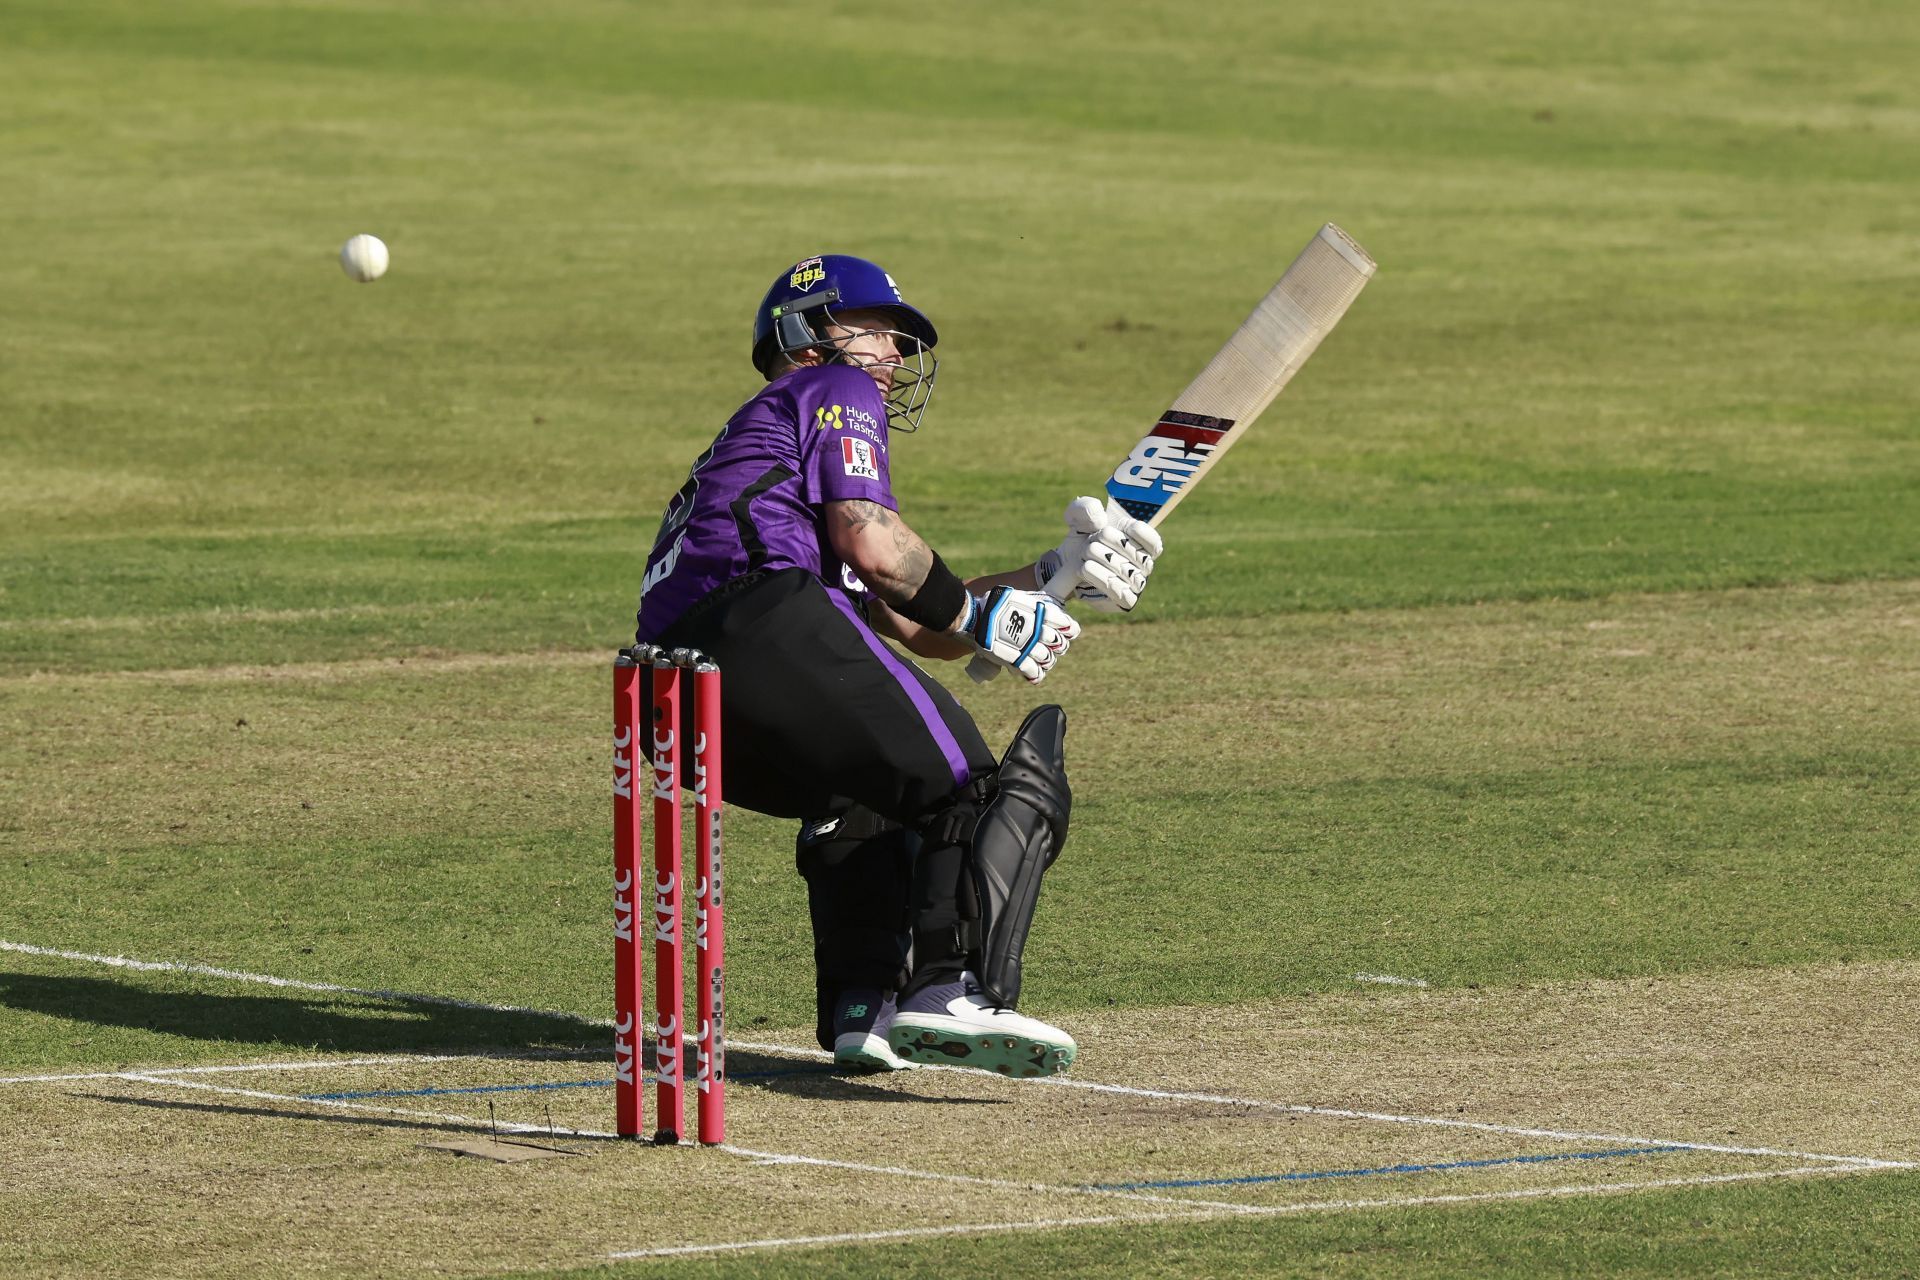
<box><xmin>1091</xmin><ymin>1145</ymin><xmax>1688</xmax><ymax>1190</ymax></box>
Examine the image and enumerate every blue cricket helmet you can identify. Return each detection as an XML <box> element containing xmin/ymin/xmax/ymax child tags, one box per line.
<box><xmin>750</xmin><ymin>254</ymin><xmax>939</xmax><ymax>378</ymax></box>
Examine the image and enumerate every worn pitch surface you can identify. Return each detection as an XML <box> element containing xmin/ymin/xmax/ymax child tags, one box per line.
<box><xmin>2</xmin><ymin>954</ymin><xmax>1913</xmax><ymax>1276</ymax></box>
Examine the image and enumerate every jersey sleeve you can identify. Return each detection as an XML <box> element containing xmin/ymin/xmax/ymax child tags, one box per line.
<box><xmin>792</xmin><ymin>366</ymin><xmax>897</xmax><ymax>510</ymax></box>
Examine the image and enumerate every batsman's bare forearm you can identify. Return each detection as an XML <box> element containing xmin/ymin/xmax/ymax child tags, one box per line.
<box><xmin>967</xmin><ymin>566</ymin><xmax>1043</xmax><ymax>592</ymax></box>
<box><xmin>869</xmin><ymin>599</ymin><xmax>976</xmax><ymax>660</ymax></box>
<box><xmin>825</xmin><ymin>499</ymin><xmax>965</xmax><ymax>628</ymax></box>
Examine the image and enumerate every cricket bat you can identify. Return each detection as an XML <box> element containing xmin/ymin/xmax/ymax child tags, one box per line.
<box><xmin>970</xmin><ymin>222</ymin><xmax>1376</xmax><ymax>682</ymax></box>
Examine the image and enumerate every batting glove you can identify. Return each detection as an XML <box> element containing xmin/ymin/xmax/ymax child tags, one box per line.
<box><xmin>958</xmin><ymin>587</ymin><xmax>1081</xmax><ymax>684</ymax></box>
<box><xmin>1036</xmin><ymin>496</ymin><xmax>1163</xmax><ymax>613</ymax></box>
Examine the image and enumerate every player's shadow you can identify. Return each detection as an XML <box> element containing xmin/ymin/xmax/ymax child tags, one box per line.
<box><xmin>91</xmin><ymin>1091</ymin><xmax>531</xmax><ymax>1138</ymax></box>
<box><xmin>3</xmin><ymin>970</ymin><xmax>1010</xmax><ymax>1105</ymax></box>
<box><xmin>0</xmin><ymin>970</ymin><xmax>596</xmax><ymax>1057</ymax></box>
<box><xmin>729</xmin><ymin>1060</ymin><xmax>1007</xmax><ymax>1106</ymax></box>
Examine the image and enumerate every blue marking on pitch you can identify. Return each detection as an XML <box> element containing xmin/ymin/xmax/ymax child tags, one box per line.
<box><xmin>1090</xmin><ymin>1144</ymin><xmax>1688</xmax><ymax>1191</ymax></box>
<box><xmin>302</xmin><ymin>1065</ymin><xmax>837</xmax><ymax>1101</ymax></box>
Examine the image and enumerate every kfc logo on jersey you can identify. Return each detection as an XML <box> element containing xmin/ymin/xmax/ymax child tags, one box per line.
<box><xmin>841</xmin><ymin>437</ymin><xmax>879</xmax><ymax>481</ymax></box>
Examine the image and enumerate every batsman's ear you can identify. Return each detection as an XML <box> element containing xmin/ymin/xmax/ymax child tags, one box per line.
<box><xmin>776</xmin><ymin>310</ymin><xmax>818</xmax><ymax>352</ymax></box>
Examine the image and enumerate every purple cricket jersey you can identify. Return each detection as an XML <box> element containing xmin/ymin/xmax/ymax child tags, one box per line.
<box><xmin>635</xmin><ymin>363</ymin><xmax>894</xmax><ymax>640</ymax></box>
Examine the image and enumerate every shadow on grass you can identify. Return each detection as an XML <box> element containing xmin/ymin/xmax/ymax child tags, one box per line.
<box><xmin>87</xmin><ymin>1066</ymin><xmax>1004</xmax><ymax>1139</ymax></box>
<box><xmin>4</xmin><ymin>969</ymin><xmax>1006</xmax><ymax>1106</ymax></box>
<box><xmin>0</xmin><ymin>969</ymin><xmax>595</xmax><ymax>1056</ymax></box>
<box><xmin>731</xmin><ymin>1064</ymin><xmax>1010</xmax><ymax>1106</ymax></box>
<box><xmin>88</xmin><ymin>1091</ymin><xmax>533</xmax><ymax>1138</ymax></box>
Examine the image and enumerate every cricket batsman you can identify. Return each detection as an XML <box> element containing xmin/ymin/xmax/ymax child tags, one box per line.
<box><xmin>632</xmin><ymin>254</ymin><xmax>1161</xmax><ymax>1077</ymax></box>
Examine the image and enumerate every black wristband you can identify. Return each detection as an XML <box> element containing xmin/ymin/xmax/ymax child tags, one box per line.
<box><xmin>895</xmin><ymin>552</ymin><xmax>970</xmax><ymax>631</ymax></box>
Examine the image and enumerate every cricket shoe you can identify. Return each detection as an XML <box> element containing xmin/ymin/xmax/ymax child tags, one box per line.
<box><xmin>831</xmin><ymin>988</ymin><xmax>918</xmax><ymax>1072</ymax></box>
<box><xmin>888</xmin><ymin>971</ymin><xmax>1076</xmax><ymax>1078</ymax></box>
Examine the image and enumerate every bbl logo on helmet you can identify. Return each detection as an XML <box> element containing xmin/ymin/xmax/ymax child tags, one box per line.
<box><xmin>789</xmin><ymin>257</ymin><xmax>827</xmax><ymax>291</ymax></box>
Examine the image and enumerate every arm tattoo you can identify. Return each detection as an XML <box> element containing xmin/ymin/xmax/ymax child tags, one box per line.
<box><xmin>837</xmin><ymin>499</ymin><xmax>888</xmax><ymax>537</ymax></box>
<box><xmin>833</xmin><ymin>500</ymin><xmax>935</xmax><ymax>606</ymax></box>
<box><xmin>892</xmin><ymin>522</ymin><xmax>930</xmax><ymax>592</ymax></box>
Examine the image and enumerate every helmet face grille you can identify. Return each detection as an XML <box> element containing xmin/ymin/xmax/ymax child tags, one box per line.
<box><xmin>802</xmin><ymin>306</ymin><xmax>940</xmax><ymax>433</ymax></box>
<box><xmin>877</xmin><ymin>336</ymin><xmax>937</xmax><ymax>433</ymax></box>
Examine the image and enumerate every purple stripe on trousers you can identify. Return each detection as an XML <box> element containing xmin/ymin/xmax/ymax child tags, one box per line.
<box><xmin>824</xmin><ymin>590</ymin><xmax>974</xmax><ymax>790</ymax></box>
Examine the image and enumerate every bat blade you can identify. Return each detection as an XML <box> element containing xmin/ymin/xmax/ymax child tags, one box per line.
<box><xmin>968</xmin><ymin>224</ymin><xmax>1374</xmax><ymax>683</ymax></box>
<box><xmin>1104</xmin><ymin>222</ymin><xmax>1375</xmax><ymax>528</ymax></box>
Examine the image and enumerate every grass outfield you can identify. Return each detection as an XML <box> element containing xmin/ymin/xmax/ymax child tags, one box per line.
<box><xmin>547</xmin><ymin>1174</ymin><xmax>1920</xmax><ymax>1279</ymax></box>
<box><xmin>2</xmin><ymin>0</ymin><xmax>1916</xmax><ymax>1275</ymax></box>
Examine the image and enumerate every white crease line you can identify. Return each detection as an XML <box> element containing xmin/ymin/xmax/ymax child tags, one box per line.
<box><xmin>70</xmin><ymin>1074</ymin><xmax>1914</xmax><ymax>1227</ymax></box>
<box><xmin>60</xmin><ymin>1066</ymin><xmax>1914</xmax><ymax>1264</ymax></box>
<box><xmin>3</xmin><ymin>1055</ymin><xmax>456</xmax><ymax>1086</ymax></box>
<box><xmin>720</xmin><ymin>1145</ymin><xmax>1264</xmax><ymax>1215</ymax></box>
<box><xmin>89</xmin><ymin>1074</ymin><xmax>1263</xmax><ymax>1215</ymax></box>
<box><xmin>105</xmin><ymin>1076</ymin><xmax>1427</xmax><ymax>1220</ymax></box>
<box><xmin>611</xmin><ymin>1211</ymin><xmax>1207</xmax><ymax>1260</ymax></box>
<box><xmin>1354</xmin><ymin>972</ymin><xmax>1429</xmax><ymax>988</ymax></box>
<box><xmin>113</xmin><ymin>1073</ymin><xmax>619</xmax><ymax>1140</ymax></box>
<box><xmin>727</xmin><ymin>1038</ymin><xmax>1917</xmax><ymax>1172</ymax></box>
<box><xmin>1</xmin><ymin>1049</ymin><xmax>602</xmax><ymax>1088</ymax></box>
<box><xmin>1030</xmin><ymin>1079</ymin><xmax>1917</xmax><ymax>1171</ymax></box>
<box><xmin>9</xmin><ymin>938</ymin><xmax>1914</xmax><ymax>1172</ymax></box>
<box><xmin>607</xmin><ymin>1164</ymin><xmax>1871</xmax><ymax>1261</ymax></box>
<box><xmin>0</xmin><ymin>939</ymin><xmax>597</xmax><ymax>1024</ymax></box>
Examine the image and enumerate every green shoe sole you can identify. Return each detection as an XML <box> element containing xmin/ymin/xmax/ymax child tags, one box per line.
<box><xmin>887</xmin><ymin>1015</ymin><xmax>1076</xmax><ymax>1078</ymax></box>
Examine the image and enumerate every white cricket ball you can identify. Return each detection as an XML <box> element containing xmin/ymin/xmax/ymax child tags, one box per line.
<box><xmin>339</xmin><ymin>234</ymin><xmax>389</xmax><ymax>283</ymax></box>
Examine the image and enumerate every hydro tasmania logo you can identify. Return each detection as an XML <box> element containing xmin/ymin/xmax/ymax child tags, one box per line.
<box><xmin>815</xmin><ymin>404</ymin><xmax>844</xmax><ymax>431</ymax></box>
<box><xmin>842</xmin><ymin>403</ymin><xmax>883</xmax><ymax>441</ymax></box>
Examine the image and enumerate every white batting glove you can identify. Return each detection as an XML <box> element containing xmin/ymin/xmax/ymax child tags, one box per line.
<box><xmin>1036</xmin><ymin>496</ymin><xmax>1163</xmax><ymax>613</ymax></box>
<box><xmin>958</xmin><ymin>587</ymin><xmax>1081</xmax><ymax>684</ymax></box>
